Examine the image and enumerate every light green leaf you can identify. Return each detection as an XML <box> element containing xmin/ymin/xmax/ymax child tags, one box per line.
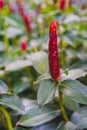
<box><xmin>37</xmin><ymin>80</ymin><xmax>57</xmax><ymax>106</ymax></box>
<box><xmin>5</xmin><ymin>60</ymin><xmax>32</xmax><ymax>72</ymax></box>
<box><xmin>0</xmin><ymin>94</ymin><xmax>25</xmax><ymax>113</ymax></box>
<box><xmin>61</xmin><ymin>69</ymin><xmax>86</xmax><ymax>81</ymax></box>
<box><xmin>31</xmin><ymin>51</ymin><xmax>48</xmax><ymax>74</ymax></box>
<box><xmin>60</xmin><ymin>80</ymin><xmax>87</xmax><ymax>104</ymax></box>
<box><xmin>0</xmin><ymin>80</ymin><xmax>8</xmax><ymax>94</ymax></box>
<box><xmin>17</xmin><ymin>105</ymin><xmax>60</xmax><ymax>127</ymax></box>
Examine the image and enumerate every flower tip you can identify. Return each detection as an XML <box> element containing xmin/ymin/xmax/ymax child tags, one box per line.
<box><xmin>21</xmin><ymin>42</ymin><xmax>27</xmax><ymax>51</ymax></box>
<box><xmin>50</xmin><ymin>21</ymin><xmax>56</xmax><ymax>28</ymax></box>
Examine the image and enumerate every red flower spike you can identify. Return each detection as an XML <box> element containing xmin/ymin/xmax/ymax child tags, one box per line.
<box><xmin>48</xmin><ymin>21</ymin><xmax>60</xmax><ymax>81</ymax></box>
<box><xmin>0</xmin><ymin>0</ymin><xmax>4</xmax><ymax>10</ymax></box>
<box><xmin>59</xmin><ymin>0</ymin><xmax>65</xmax><ymax>10</ymax></box>
<box><xmin>8</xmin><ymin>3</ymin><xmax>14</xmax><ymax>14</ymax></box>
<box><xmin>21</xmin><ymin>42</ymin><xmax>27</xmax><ymax>51</ymax></box>
<box><xmin>16</xmin><ymin>0</ymin><xmax>24</xmax><ymax>16</ymax></box>
<box><xmin>23</xmin><ymin>13</ymin><xmax>32</xmax><ymax>33</ymax></box>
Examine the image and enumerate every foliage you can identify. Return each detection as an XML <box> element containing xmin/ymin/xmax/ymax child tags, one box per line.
<box><xmin>0</xmin><ymin>0</ymin><xmax>87</xmax><ymax>130</ymax></box>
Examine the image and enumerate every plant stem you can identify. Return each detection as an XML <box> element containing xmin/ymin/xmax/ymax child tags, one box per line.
<box><xmin>0</xmin><ymin>106</ymin><xmax>13</xmax><ymax>130</ymax></box>
<box><xmin>58</xmin><ymin>86</ymin><xmax>69</xmax><ymax>122</ymax></box>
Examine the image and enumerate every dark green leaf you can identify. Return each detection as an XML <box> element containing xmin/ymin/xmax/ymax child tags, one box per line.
<box><xmin>63</xmin><ymin>95</ymin><xmax>79</xmax><ymax>111</ymax></box>
<box><xmin>0</xmin><ymin>80</ymin><xmax>8</xmax><ymax>94</ymax></box>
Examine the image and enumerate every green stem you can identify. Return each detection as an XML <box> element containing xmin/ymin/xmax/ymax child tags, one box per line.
<box><xmin>58</xmin><ymin>86</ymin><xmax>69</xmax><ymax>122</ymax></box>
<box><xmin>0</xmin><ymin>106</ymin><xmax>13</xmax><ymax>130</ymax></box>
<box><xmin>1</xmin><ymin>11</ymin><xmax>9</xmax><ymax>53</ymax></box>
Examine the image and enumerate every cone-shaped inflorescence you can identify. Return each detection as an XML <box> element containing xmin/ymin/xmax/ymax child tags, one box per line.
<box><xmin>16</xmin><ymin>0</ymin><xmax>31</xmax><ymax>33</ymax></box>
<box><xmin>21</xmin><ymin>41</ymin><xmax>27</xmax><ymax>51</ymax></box>
<box><xmin>59</xmin><ymin>0</ymin><xmax>65</xmax><ymax>10</ymax></box>
<box><xmin>0</xmin><ymin>0</ymin><xmax>4</xmax><ymax>10</ymax></box>
<box><xmin>48</xmin><ymin>21</ymin><xmax>60</xmax><ymax>81</ymax></box>
<box><xmin>16</xmin><ymin>0</ymin><xmax>24</xmax><ymax>16</ymax></box>
<box><xmin>23</xmin><ymin>13</ymin><xmax>32</xmax><ymax>33</ymax></box>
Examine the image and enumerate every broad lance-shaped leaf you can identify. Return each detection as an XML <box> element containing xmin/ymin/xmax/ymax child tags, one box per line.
<box><xmin>59</xmin><ymin>79</ymin><xmax>87</xmax><ymax>104</ymax></box>
<box><xmin>5</xmin><ymin>60</ymin><xmax>32</xmax><ymax>72</ymax></box>
<box><xmin>77</xmin><ymin>117</ymin><xmax>87</xmax><ymax>129</ymax></box>
<box><xmin>31</xmin><ymin>51</ymin><xmax>48</xmax><ymax>74</ymax></box>
<box><xmin>0</xmin><ymin>94</ymin><xmax>25</xmax><ymax>113</ymax></box>
<box><xmin>61</xmin><ymin>69</ymin><xmax>86</xmax><ymax>81</ymax></box>
<box><xmin>0</xmin><ymin>80</ymin><xmax>8</xmax><ymax>94</ymax></box>
<box><xmin>63</xmin><ymin>95</ymin><xmax>79</xmax><ymax>111</ymax></box>
<box><xmin>37</xmin><ymin>80</ymin><xmax>57</xmax><ymax>106</ymax></box>
<box><xmin>16</xmin><ymin>105</ymin><xmax>60</xmax><ymax>127</ymax></box>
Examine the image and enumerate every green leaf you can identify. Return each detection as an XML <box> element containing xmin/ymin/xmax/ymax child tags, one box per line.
<box><xmin>0</xmin><ymin>94</ymin><xmax>24</xmax><ymax>113</ymax></box>
<box><xmin>37</xmin><ymin>80</ymin><xmax>57</xmax><ymax>106</ymax></box>
<box><xmin>57</xmin><ymin>122</ymin><xmax>77</xmax><ymax>130</ymax></box>
<box><xmin>31</xmin><ymin>51</ymin><xmax>48</xmax><ymax>74</ymax></box>
<box><xmin>57</xmin><ymin>122</ymin><xmax>65</xmax><ymax>130</ymax></box>
<box><xmin>65</xmin><ymin>121</ymin><xmax>77</xmax><ymax>130</ymax></box>
<box><xmin>0</xmin><ymin>80</ymin><xmax>8</xmax><ymax>94</ymax></box>
<box><xmin>5</xmin><ymin>60</ymin><xmax>32</xmax><ymax>72</ymax></box>
<box><xmin>21</xmin><ymin>98</ymin><xmax>38</xmax><ymax>114</ymax></box>
<box><xmin>63</xmin><ymin>95</ymin><xmax>79</xmax><ymax>111</ymax></box>
<box><xmin>71</xmin><ymin>60</ymin><xmax>87</xmax><ymax>70</ymax></box>
<box><xmin>77</xmin><ymin>117</ymin><xmax>87</xmax><ymax>129</ymax></box>
<box><xmin>31</xmin><ymin>124</ymin><xmax>57</xmax><ymax>130</ymax></box>
<box><xmin>17</xmin><ymin>105</ymin><xmax>60</xmax><ymax>127</ymax></box>
<box><xmin>61</xmin><ymin>32</ymin><xmax>78</xmax><ymax>46</ymax></box>
<box><xmin>61</xmin><ymin>69</ymin><xmax>86</xmax><ymax>81</ymax></box>
<box><xmin>13</xmin><ymin>79</ymin><xmax>30</xmax><ymax>94</ymax></box>
<box><xmin>60</xmin><ymin>79</ymin><xmax>87</xmax><ymax>105</ymax></box>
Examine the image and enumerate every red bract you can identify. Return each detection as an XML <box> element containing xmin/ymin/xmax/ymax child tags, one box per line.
<box><xmin>23</xmin><ymin>13</ymin><xmax>32</xmax><ymax>33</ymax></box>
<box><xmin>0</xmin><ymin>0</ymin><xmax>4</xmax><ymax>10</ymax></box>
<box><xmin>59</xmin><ymin>0</ymin><xmax>65</xmax><ymax>10</ymax></box>
<box><xmin>8</xmin><ymin>3</ymin><xmax>14</xmax><ymax>14</ymax></box>
<box><xmin>21</xmin><ymin>42</ymin><xmax>27</xmax><ymax>51</ymax></box>
<box><xmin>48</xmin><ymin>21</ymin><xmax>60</xmax><ymax>81</ymax></box>
<box><xmin>16</xmin><ymin>0</ymin><xmax>24</xmax><ymax>16</ymax></box>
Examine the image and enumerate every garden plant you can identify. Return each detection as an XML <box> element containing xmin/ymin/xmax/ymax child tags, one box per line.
<box><xmin>0</xmin><ymin>0</ymin><xmax>87</xmax><ymax>130</ymax></box>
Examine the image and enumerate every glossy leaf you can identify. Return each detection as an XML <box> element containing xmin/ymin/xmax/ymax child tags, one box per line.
<box><xmin>61</xmin><ymin>69</ymin><xmax>86</xmax><ymax>81</ymax></box>
<box><xmin>37</xmin><ymin>80</ymin><xmax>57</xmax><ymax>106</ymax></box>
<box><xmin>17</xmin><ymin>105</ymin><xmax>60</xmax><ymax>127</ymax></box>
<box><xmin>0</xmin><ymin>80</ymin><xmax>8</xmax><ymax>94</ymax></box>
<box><xmin>31</xmin><ymin>51</ymin><xmax>48</xmax><ymax>74</ymax></box>
<box><xmin>0</xmin><ymin>94</ymin><xmax>24</xmax><ymax>113</ymax></box>
<box><xmin>60</xmin><ymin>79</ymin><xmax>87</xmax><ymax>105</ymax></box>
